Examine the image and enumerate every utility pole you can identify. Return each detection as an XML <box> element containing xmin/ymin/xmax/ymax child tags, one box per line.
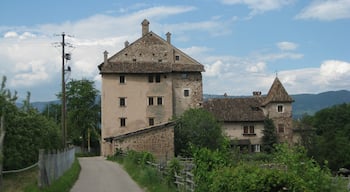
<box><xmin>0</xmin><ymin>111</ymin><xmax>5</xmax><ymax>192</ymax></box>
<box><xmin>59</xmin><ymin>32</ymin><xmax>72</xmax><ymax>148</ymax></box>
<box><xmin>61</xmin><ymin>32</ymin><xmax>66</xmax><ymax>148</ymax></box>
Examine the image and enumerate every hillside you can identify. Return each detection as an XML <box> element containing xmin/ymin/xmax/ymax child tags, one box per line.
<box><xmin>291</xmin><ymin>90</ymin><xmax>350</xmax><ymax>118</ymax></box>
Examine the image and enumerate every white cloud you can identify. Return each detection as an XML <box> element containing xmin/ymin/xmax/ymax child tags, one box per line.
<box><xmin>4</xmin><ymin>31</ymin><xmax>18</xmax><ymax>38</ymax></box>
<box><xmin>320</xmin><ymin>60</ymin><xmax>350</xmax><ymax>83</ymax></box>
<box><xmin>221</xmin><ymin>0</ymin><xmax>295</xmax><ymax>17</ymax></box>
<box><xmin>205</xmin><ymin>60</ymin><xmax>224</xmax><ymax>77</ymax></box>
<box><xmin>296</xmin><ymin>0</ymin><xmax>350</xmax><ymax>21</ymax></box>
<box><xmin>246</xmin><ymin>62</ymin><xmax>266</xmax><ymax>73</ymax></box>
<box><xmin>276</xmin><ymin>41</ymin><xmax>298</xmax><ymax>51</ymax></box>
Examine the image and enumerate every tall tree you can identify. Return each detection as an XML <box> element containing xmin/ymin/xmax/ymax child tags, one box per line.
<box><xmin>65</xmin><ymin>79</ymin><xmax>100</xmax><ymax>152</ymax></box>
<box><xmin>1</xmin><ymin>76</ymin><xmax>61</xmax><ymax>170</ymax></box>
<box><xmin>262</xmin><ymin>118</ymin><xmax>278</xmax><ymax>153</ymax></box>
<box><xmin>309</xmin><ymin>103</ymin><xmax>350</xmax><ymax>171</ymax></box>
<box><xmin>174</xmin><ymin>108</ymin><xmax>226</xmax><ymax>156</ymax></box>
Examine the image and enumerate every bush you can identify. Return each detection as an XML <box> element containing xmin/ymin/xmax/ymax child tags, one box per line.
<box><xmin>193</xmin><ymin>144</ymin><xmax>343</xmax><ymax>192</ymax></box>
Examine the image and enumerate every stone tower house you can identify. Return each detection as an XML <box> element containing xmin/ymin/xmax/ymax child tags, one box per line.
<box><xmin>261</xmin><ymin>77</ymin><xmax>294</xmax><ymax>143</ymax></box>
<box><xmin>98</xmin><ymin>19</ymin><xmax>204</xmax><ymax>156</ymax></box>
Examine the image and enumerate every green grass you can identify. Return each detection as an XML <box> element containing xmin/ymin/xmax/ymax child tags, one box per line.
<box><xmin>108</xmin><ymin>155</ymin><xmax>177</xmax><ymax>192</ymax></box>
<box><xmin>22</xmin><ymin>158</ymin><xmax>81</xmax><ymax>192</ymax></box>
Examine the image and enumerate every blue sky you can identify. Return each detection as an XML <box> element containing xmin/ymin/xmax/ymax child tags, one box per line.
<box><xmin>0</xmin><ymin>0</ymin><xmax>349</xmax><ymax>102</ymax></box>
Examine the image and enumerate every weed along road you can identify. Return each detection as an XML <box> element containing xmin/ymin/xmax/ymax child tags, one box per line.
<box><xmin>71</xmin><ymin>156</ymin><xmax>144</xmax><ymax>192</ymax></box>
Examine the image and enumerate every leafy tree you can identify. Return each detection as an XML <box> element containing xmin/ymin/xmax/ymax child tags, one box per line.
<box><xmin>261</xmin><ymin>118</ymin><xmax>278</xmax><ymax>153</ymax></box>
<box><xmin>41</xmin><ymin>103</ymin><xmax>61</xmax><ymax>124</ymax></box>
<box><xmin>308</xmin><ymin>103</ymin><xmax>350</xmax><ymax>171</ymax></box>
<box><xmin>1</xmin><ymin>76</ymin><xmax>61</xmax><ymax>170</ymax></box>
<box><xmin>173</xmin><ymin>108</ymin><xmax>226</xmax><ymax>156</ymax></box>
<box><xmin>65</xmin><ymin>79</ymin><xmax>100</xmax><ymax>152</ymax></box>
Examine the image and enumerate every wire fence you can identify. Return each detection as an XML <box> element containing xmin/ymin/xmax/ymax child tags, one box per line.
<box><xmin>38</xmin><ymin>147</ymin><xmax>75</xmax><ymax>188</ymax></box>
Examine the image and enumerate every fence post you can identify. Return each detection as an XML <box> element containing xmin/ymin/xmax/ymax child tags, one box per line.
<box><xmin>0</xmin><ymin>113</ymin><xmax>5</xmax><ymax>192</ymax></box>
<box><xmin>38</xmin><ymin>149</ymin><xmax>47</xmax><ymax>188</ymax></box>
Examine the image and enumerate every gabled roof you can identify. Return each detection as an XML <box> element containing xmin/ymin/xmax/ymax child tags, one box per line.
<box><xmin>203</xmin><ymin>97</ymin><xmax>265</xmax><ymax>122</ymax></box>
<box><xmin>262</xmin><ymin>77</ymin><xmax>294</xmax><ymax>105</ymax></box>
<box><xmin>98</xmin><ymin>26</ymin><xmax>204</xmax><ymax>74</ymax></box>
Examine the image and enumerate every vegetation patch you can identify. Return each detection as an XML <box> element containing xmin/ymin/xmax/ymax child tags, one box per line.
<box><xmin>108</xmin><ymin>150</ymin><xmax>177</xmax><ymax>192</ymax></box>
<box><xmin>3</xmin><ymin>167</ymin><xmax>38</xmax><ymax>192</ymax></box>
<box><xmin>22</xmin><ymin>158</ymin><xmax>81</xmax><ymax>192</ymax></box>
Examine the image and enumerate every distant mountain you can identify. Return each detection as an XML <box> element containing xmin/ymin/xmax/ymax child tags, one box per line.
<box><xmin>204</xmin><ymin>90</ymin><xmax>350</xmax><ymax>119</ymax></box>
<box><xmin>26</xmin><ymin>91</ymin><xmax>350</xmax><ymax>119</ymax></box>
<box><xmin>291</xmin><ymin>90</ymin><xmax>350</xmax><ymax>118</ymax></box>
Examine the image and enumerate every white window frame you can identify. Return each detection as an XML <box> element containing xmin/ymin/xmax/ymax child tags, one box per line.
<box><xmin>277</xmin><ymin>104</ymin><xmax>284</xmax><ymax>113</ymax></box>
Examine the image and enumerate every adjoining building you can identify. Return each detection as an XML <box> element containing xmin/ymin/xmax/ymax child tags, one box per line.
<box><xmin>203</xmin><ymin>77</ymin><xmax>294</xmax><ymax>152</ymax></box>
<box><xmin>98</xmin><ymin>19</ymin><xmax>204</xmax><ymax>158</ymax></box>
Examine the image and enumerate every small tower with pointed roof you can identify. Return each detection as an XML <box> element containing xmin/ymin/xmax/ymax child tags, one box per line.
<box><xmin>262</xmin><ymin>77</ymin><xmax>294</xmax><ymax>143</ymax></box>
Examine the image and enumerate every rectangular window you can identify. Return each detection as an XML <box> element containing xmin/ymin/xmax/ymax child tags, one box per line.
<box><xmin>277</xmin><ymin>104</ymin><xmax>284</xmax><ymax>113</ymax></box>
<box><xmin>278</xmin><ymin>124</ymin><xmax>285</xmax><ymax>133</ymax></box>
<box><xmin>120</xmin><ymin>118</ymin><xmax>126</xmax><ymax>127</ymax></box>
<box><xmin>249</xmin><ymin>125</ymin><xmax>255</xmax><ymax>134</ymax></box>
<box><xmin>175</xmin><ymin>55</ymin><xmax>180</xmax><ymax>61</ymax></box>
<box><xmin>148</xmin><ymin>75</ymin><xmax>154</xmax><ymax>83</ymax></box>
<box><xmin>243</xmin><ymin>125</ymin><xmax>256</xmax><ymax>135</ymax></box>
<box><xmin>157</xmin><ymin>97</ymin><xmax>163</xmax><ymax>105</ymax></box>
<box><xmin>119</xmin><ymin>97</ymin><xmax>126</xmax><ymax>107</ymax></box>
<box><xmin>149</xmin><ymin>118</ymin><xmax>154</xmax><ymax>126</ymax></box>
<box><xmin>155</xmin><ymin>74</ymin><xmax>161</xmax><ymax>83</ymax></box>
<box><xmin>243</xmin><ymin>126</ymin><xmax>249</xmax><ymax>134</ymax></box>
<box><xmin>119</xmin><ymin>75</ymin><xmax>125</xmax><ymax>84</ymax></box>
<box><xmin>184</xmin><ymin>89</ymin><xmax>190</xmax><ymax>97</ymax></box>
<box><xmin>148</xmin><ymin>97</ymin><xmax>154</xmax><ymax>106</ymax></box>
<box><xmin>252</xmin><ymin>144</ymin><xmax>261</xmax><ymax>152</ymax></box>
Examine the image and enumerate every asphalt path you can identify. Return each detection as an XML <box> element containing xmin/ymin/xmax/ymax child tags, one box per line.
<box><xmin>71</xmin><ymin>156</ymin><xmax>144</xmax><ymax>192</ymax></box>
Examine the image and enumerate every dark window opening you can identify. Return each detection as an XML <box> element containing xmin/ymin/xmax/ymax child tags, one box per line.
<box><xmin>120</xmin><ymin>98</ymin><xmax>126</xmax><ymax>107</ymax></box>
<box><xmin>148</xmin><ymin>75</ymin><xmax>154</xmax><ymax>83</ymax></box>
<box><xmin>149</xmin><ymin>118</ymin><xmax>154</xmax><ymax>126</ymax></box>
<box><xmin>120</xmin><ymin>118</ymin><xmax>126</xmax><ymax>127</ymax></box>
<box><xmin>277</xmin><ymin>105</ymin><xmax>284</xmax><ymax>113</ymax></box>
<box><xmin>155</xmin><ymin>74</ymin><xmax>161</xmax><ymax>83</ymax></box>
<box><xmin>157</xmin><ymin>97</ymin><xmax>163</xmax><ymax>105</ymax></box>
<box><xmin>148</xmin><ymin>97</ymin><xmax>154</xmax><ymax>106</ymax></box>
<box><xmin>175</xmin><ymin>55</ymin><xmax>180</xmax><ymax>61</ymax></box>
<box><xmin>120</xmin><ymin>75</ymin><xmax>125</xmax><ymax>84</ymax></box>
<box><xmin>184</xmin><ymin>89</ymin><xmax>190</xmax><ymax>97</ymax></box>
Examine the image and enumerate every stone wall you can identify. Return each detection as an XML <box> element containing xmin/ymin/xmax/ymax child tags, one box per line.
<box><xmin>113</xmin><ymin>123</ymin><xmax>174</xmax><ymax>161</ymax></box>
<box><xmin>172</xmin><ymin>72</ymin><xmax>203</xmax><ymax>116</ymax></box>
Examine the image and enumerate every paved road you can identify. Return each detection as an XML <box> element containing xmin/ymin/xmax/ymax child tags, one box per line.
<box><xmin>71</xmin><ymin>156</ymin><xmax>144</xmax><ymax>192</ymax></box>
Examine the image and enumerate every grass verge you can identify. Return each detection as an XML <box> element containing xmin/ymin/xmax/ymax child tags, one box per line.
<box><xmin>108</xmin><ymin>155</ymin><xmax>177</xmax><ymax>192</ymax></box>
<box><xmin>22</xmin><ymin>158</ymin><xmax>81</xmax><ymax>192</ymax></box>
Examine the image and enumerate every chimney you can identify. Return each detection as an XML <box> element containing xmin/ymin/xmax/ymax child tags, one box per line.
<box><xmin>104</xmin><ymin>50</ymin><xmax>108</xmax><ymax>65</ymax></box>
<box><xmin>124</xmin><ymin>40</ymin><xmax>129</xmax><ymax>48</ymax></box>
<box><xmin>141</xmin><ymin>19</ymin><xmax>150</xmax><ymax>36</ymax></box>
<box><xmin>166</xmin><ymin>32</ymin><xmax>171</xmax><ymax>44</ymax></box>
<box><xmin>253</xmin><ymin>91</ymin><xmax>261</xmax><ymax>97</ymax></box>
